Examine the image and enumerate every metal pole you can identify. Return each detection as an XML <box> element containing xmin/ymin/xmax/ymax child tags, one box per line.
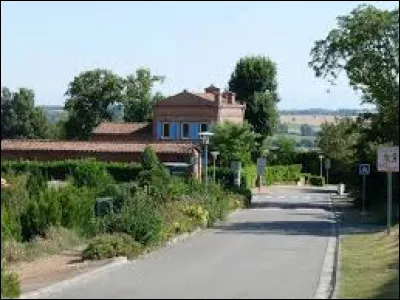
<box><xmin>361</xmin><ymin>174</ymin><xmax>366</xmax><ymax>215</ymax></box>
<box><xmin>213</xmin><ymin>157</ymin><xmax>216</xmax><ymax>184</ymax></box>
<box><xmin>326</xmin><ymin>169</ymin><xmax>329</xmax><ymax>185</ymax></box>
<box><xmin>387</xmin><ymin>172</ymin><xmax>392</xmax><ymax>235</ymax></box>
<box><xmin>205</xmin><ymin>144</ymin><xmax>208</xmax><ymax>193</ymax></box>
<box><xmin>320</xmin><ymin>158</ymin><xmax>323</xmax><ymax>177</ymax></box>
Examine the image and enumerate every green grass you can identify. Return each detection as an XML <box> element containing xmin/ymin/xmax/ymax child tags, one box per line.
<box><xmin>339</xmin><ymin>225</ymin><xmax>399</xmax><ymax>299</ymax></box>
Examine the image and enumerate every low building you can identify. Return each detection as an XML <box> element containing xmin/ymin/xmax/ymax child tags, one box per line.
<box><xmin>1</xmin><ymin>139</ymin><xmax>202</xmax><ymax>179</ymax></box>
<box><xmin>1</xmin><ymin>85</ymin><xmax>244</xmax><ymax>179</ymax></box>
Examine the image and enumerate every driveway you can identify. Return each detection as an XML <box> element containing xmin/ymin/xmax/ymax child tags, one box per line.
<box><xmin>37</xmin><ymin>186</ymin><xmax>335</xmax><ymax>299</ymax></box>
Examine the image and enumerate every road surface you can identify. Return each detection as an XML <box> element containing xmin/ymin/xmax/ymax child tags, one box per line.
<box><xmin>39</xmin><ymin>186</ymin><xmax>335</xmax><ymax>299</ymax></box>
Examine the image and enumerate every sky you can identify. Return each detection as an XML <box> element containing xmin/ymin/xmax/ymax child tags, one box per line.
<box><xmin>1</xmin><ymin>1</ymin><xmax>398</xmax><ymax>110</ymax></box>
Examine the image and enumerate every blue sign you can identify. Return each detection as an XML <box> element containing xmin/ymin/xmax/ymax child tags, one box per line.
<box><xmin>359</xmin><ymin>164</ymin><xmax>370</xmax><ymax>176</ymax></box>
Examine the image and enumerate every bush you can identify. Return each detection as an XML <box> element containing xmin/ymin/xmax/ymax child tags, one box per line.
<box><xmin>71</xmin><ymin>159</ymin><xmax>113</xmax><ymax>189</ymax></box>
<box><xmin>1</xmin><ymin>208</ymin><xmax>22</xmax><ymax>242</ymax></box>
<box><xmin>309</xmin><ymin>175</ymin><xmax>325</xmax><ymax>186</ymax></box>
<box><xmin>265</xmin><ymin>164</ymin><xmax>302</xmax><ymax>185</ymax></box>
<box><xmin>242</xmin><ymin>164</ymin><xmax>257</xmax><ymax>188</ymax></box>
<box><xmin>82</xmin><ymin>233</ymin><xmax>143</xmax><ymax>260</ymax></box>
<box><xmin>1</xmin><ymin>267</ymin><xmax>20</xmax><ymax>298</ymax></box>
<box><xmin>102</xmin><ymin>191</ymin><xmax>163</xmax><ymax>246</ymax></box>
<box><xmin>1</xmin><ymin>159</ymin><xmax>142</xmax><ymax>183</ymax></box>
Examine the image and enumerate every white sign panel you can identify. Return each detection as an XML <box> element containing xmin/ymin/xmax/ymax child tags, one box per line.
<box><xmin>359</xmin><ymin>164</ymin><xmax>370</xmax><ymax>176</ymax></box>
<box><xmin>325</xmin><ymin>159</ymin><xmax>331</xmax><ymax>169</ymax></box>
<box><xmin>257</xmin><ymin>158</ymin><xmax>267</xmax><ymax>175</ymax></box>
<box><xmin>377</xmin><ymin>147</ymin><xmax>399</xmax><ymax>172</ymax></box>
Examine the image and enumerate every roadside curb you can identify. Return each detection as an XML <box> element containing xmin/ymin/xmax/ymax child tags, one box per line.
<box><xmin>18</xmin><ymin>256</ymin><xmax>128</xmax><ymax>299</ymax></box>
<box><xmin>314</xmin><ymin>193</ymin><xmax>340</xmax><ymax>299</ymax></box>
<box><xmin>17</xmin><ymin>207</ymin><xmax>244</xmax><ymax>299</ymax></box>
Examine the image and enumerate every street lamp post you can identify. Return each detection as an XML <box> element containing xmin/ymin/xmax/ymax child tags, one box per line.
<box><xmin>198</xmin><ymin>132</ymin><xmax>214</xmax><ymax>193</ymax></box>
<box><xmin>210</xmin><ymin>151</ymin><xmax>219</xmax><ymax>184</ymax></box>
<box><xmin>319</xmin><ymin>154</ymin><xmax>324</xmax><ymax>177</ymax></box>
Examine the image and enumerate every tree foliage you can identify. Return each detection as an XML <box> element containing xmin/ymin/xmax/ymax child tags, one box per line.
<box><xmin>64</xmin><ymin>69</ymin><xmax>124</xmax><ymax>140</ymax></box>
<box><xmin>315</xmin><ymin>118</ymin><xmax>360</xmax><ymax>164</ymax></box>
<box><xmin>1</xmin><ymin>87</ymin><xmax>49</xmax><ymax>139</ymax></box>
<box><xmin>123</xmin><ymin>68</ymin><xmax>165</xmax><ymax>122</ymax></box>
<box><xmin>228</xmin><ymin>56</ymin><xmax>280</xmax><ymax>137</ymax></box>
<box><xmin>248</xmin><ymin>92</ymin><xmax>279</xmax><ymax>137</ymax></box>
<box><xmin>309</xmin><ymin>4</ymin><xmax>399</xmax><ymax>144</ymax></box>
<box><xmin>63</xmin><ymin>68</ymin><xmax>165</xmax><ymax>139</ymax></box>
<box><xmin>210</xmin><ymin>121</ymin><xmax>259</xmax><ymax>166</ymax></box>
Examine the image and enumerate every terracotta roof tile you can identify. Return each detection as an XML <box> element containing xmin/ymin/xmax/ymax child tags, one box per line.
<box><xmin>1</xmin><ymin>139</ymin><xmax>198</xmax><ymax>154</ymax></box>
<box><xmin>93</xmin><ymin>122</ymin><xmax>150</xmax><ymax>134</ymax></box>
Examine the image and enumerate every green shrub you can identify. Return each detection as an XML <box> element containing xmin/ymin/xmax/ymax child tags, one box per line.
<box><xmin>1</xmin><ymin>173</ymin><xmax>30</xmax><ymax>217</ymax></box>
<box><xmin>242</xmin><ymin>164</ymin><xmax>257</xmax><ymax>188</ymax></box>
<box><xmin>1</xmin><ymin>267</ymin><xmax>20</xmax><ymax>298</ymax></box>
<box><xmin>26</xmin><ymin>168</ymin><xmax>47</xmax><ymax>197</ymax></box>
<box><xmin>1</xmin><ymin>208</ymin><xmax>22</xmax><ymax>242</ymax></box>
<box><xmin>103</xmin><ymin>191</ymin><xmax>163</xmax><ymax>246</ymax></box>
<box><xmin>309</xmin><ymin>175</ymin><xmax>325</xmax><ymax>186</ymax></box>
<box><xmin>82</xmin><ymin>233</ymin><xmax>142</xmax><ymax>260</ymax></box>
<box><xmin>265</xmin><ymin>164</ymin><xmax>302</xmax><ymax>185</ymax></box>
<box><xmin>1</xmin><ymin>159</ymin><xmax>143</xmax><ymax>183</ymax></box>
<box><xmin>71</xmin><ymin>159</ymin><xmax>113</xmax><ymax>189</ymax></box>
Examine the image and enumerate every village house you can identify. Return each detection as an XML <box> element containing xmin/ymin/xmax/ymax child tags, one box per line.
<box><xmin>1</xmin><ymin>85</ymin><xmax>244</xmax><ymax>178</ymax></box>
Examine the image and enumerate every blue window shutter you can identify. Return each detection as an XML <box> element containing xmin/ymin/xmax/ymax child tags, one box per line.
<box><xmin>156</xmin><ymin>122</ymin><xmax>162</xmax><ymax>139</ymax></box>
<box><xmin>170</xmin><ymin>122</ymin><xmax>177</xmax><ymax>139</ymax></box>
<box><xmin>176</xmin><ymin>122</ymin><xmax>181</xmax><ymax>139</ymax></box>
<box><xmin>190</xmin><ymin>123</ymin><xmax>199</xmax><ymax>140</ymax></box>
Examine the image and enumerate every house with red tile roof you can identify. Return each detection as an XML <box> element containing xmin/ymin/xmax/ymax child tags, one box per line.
<box><xmin>1</xmin><ymin>85</ymin><xmax>244</xmax><ymax>179</ymax></box>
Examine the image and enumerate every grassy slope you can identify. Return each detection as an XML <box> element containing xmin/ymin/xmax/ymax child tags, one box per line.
<box><xmin>339</xmin><ymin>225</ymin><xmax>399</xmax><ymax>299</ymax></box>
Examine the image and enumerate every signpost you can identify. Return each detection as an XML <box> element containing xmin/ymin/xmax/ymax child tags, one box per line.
<box><xmin>377</xmin><ymin>146</ymin><xmax>399</xmax><ymax>235</ymax></box>
<box><xmin>359</xmin><ymin>164</ymin><xmax>370</xmax><ymax>215</ymax></box>
<box><xmin>325</xmin><ymin>159</ymin><xmax>331</xmax><ymax>184</ymax></box>
<box><xmin>231</xmin><ymin>161</ymin><xmax>242</xmax><ymax>187</ymax></box>
<box><xmin>257</xmin><ymin>157</ymin><xmax>267</xmax><ymax>192</ymax></box>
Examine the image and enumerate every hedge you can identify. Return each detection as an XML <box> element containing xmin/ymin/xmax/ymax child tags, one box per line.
<box><xmin>309</xmin><ymin>175</ymin><xmax>325</xmax><ymax>186</ymax></box>
<box><xmin>1</xmin><ymin>159</ymin><xmax>142</xmax><ymax>182</ymax></box>
<box><xmin>265</xmin><ymin>164</ymin><xmax>302</xmax><ymax>185</ymax></box>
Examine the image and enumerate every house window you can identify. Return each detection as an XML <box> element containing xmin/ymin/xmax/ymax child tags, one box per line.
<box><xmin>181</xmin><ymin>123</ymin><xmax>189</xmax><ymax>139</ymax></box>
<box><xmin>200</xmin><ymin>123</ymin><xmax>208</xmax><ymax>133</ymax></box>
<box><xmin>162</xmin><ymin>122</ymin><xmax>170</xmax><ymax>139</ymax></box>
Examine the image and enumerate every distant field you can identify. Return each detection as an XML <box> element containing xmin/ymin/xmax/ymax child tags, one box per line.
<box><xmin>280</xmin><ymin>115</ymin><xmax>357</xmax><ymax>126</ymax></box>
<box><xmin>272</xmin><ymin>134</ymin><xmax>316</xmax><ymax>143</ymax></box>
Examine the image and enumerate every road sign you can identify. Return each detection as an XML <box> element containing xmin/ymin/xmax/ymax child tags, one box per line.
<box><xmin>377</xmin><ymin>146</ymin><xmax>399</xmax><ymax>172</ymax></box>
<box><xmin>325</xmin><ymin>159</ymin><xmax>331</xmax><ymax>169</ymax></box>
<box><xmin>256</xmin><ymin>157</ymin><xmax>267</xmax><ymax>175</ymax></box>
<box><xmin>359</xmin><ymin>164</ymin><xmax>370</xmax><ymax>176</ymax></box>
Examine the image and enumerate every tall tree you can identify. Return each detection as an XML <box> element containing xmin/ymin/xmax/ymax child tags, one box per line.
<box><xmin>123</xmin><ymin>68</ymin><xmax>165</xmax><ymax>122</ymax></box>
<box><xmin>249</xmin><ymin>91</ymin><xmax>279</xmax><ymax>137</ymax></box>
<box><xmin>309</xmin><ymin>4</ymin><xmax>399</xmax><ymax>144</ymax></box>
<box><xmin>228</xmin><ymin>56</ymin><xmax>280</xmax><ymax>138</ymax></box>
<box><xmin>64</xmin><ymin>69</ymin><xmax>124</xmax><ymax>140</ymax></box>
<box><xmin>1</xmin><ymin>87</ymin><xmax>49</xmax><ymax>139</ymax></box>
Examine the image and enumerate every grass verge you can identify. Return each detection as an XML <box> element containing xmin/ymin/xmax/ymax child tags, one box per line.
<box><xmin>339</xmin><ymin>225</ymin><xmax>399</xmax><ymax>299</ymax></box>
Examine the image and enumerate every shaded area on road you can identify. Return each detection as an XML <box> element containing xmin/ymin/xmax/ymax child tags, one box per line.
<box><xmin>214</xmin><ymin>220</ymin><xmax>334</xmax><ymax>237</ymax></box>
<box><xmin>250</xmin><ymin>200</ymin><xmax>332</xmax><ymax>211</ymax></box>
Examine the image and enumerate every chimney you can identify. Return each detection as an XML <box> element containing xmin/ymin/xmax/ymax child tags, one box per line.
<box><xmin>226</xmin><ymin>92</ymin><xmax>236</xmax><ymax>104</ymax></box>
<box><xmin>205</xmin><ymin>84</ymin><xmax>220</xmax><ymax>95</ymax></box>
<box><xmin>215</xmin><ymin>92</ymin><xmax>222</xmax><ymax>105</ymax></box>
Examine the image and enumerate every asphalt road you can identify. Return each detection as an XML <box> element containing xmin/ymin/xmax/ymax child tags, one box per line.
<box><xmin>41</xmin><ymin>186</ymin><xmax>334</xmax><ymax>299</ymax></box>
